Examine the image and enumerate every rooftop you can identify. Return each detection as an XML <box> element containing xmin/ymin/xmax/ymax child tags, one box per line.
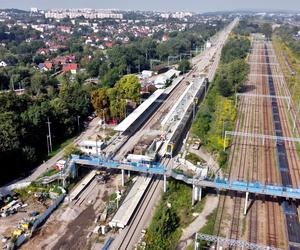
<box><xmin>114</xmin><ymin>89</ymin><xmax>164</xmax><ymax>132</ymax></box>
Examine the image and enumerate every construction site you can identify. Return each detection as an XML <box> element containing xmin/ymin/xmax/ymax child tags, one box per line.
<box><xmin>3</xmin><ymin>18</ymin><xmax>300</xmax><ymax>250</ymax></box>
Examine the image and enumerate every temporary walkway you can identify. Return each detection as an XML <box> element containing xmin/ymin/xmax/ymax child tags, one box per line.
<box><xmin>71</xmin><ymin>155</ymin><xmax>166</xmax><ymax>175</ymax></box>
<box><xmin>69</xmin><ymin>155</ymin><xmax>300</xmax><ymax>201</ymax></box>
<box><xmin>109</xmin><ymin>176</ymin><xmax>152</xmax><ymax>228</ymax></box>
<box><xmin>38</xmin><ymin>158</ymin><xmax>76</xmax><ymax>186</ymax></box>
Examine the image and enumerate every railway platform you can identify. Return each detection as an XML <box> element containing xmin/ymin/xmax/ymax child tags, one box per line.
<box><xmin>109</xmin><ymin>176</ymin><xmax>152</xmax><ymax>229</ymax></box>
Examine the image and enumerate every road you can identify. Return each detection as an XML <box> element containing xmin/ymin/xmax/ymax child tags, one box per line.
<box><xmin>4</xmin><ymin>116</ymin><xmax>101</xmax><ymax>186</ymax></box>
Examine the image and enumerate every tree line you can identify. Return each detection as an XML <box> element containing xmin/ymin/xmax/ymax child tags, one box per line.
<box><xmin>274</xmin><ymin>25</ymin><xmax>300</xmax><ymax>59</ymax></box>
<box><xmin>91</xmin><ymin>74</ymin><xmax>140</xmax><ymax>121</ymax></box>
<box><xmin>0</xmin><ymin>83</ymin><xmax>92</xmax><ymax>185</ymax></box>
<box><xmin>192</xmin><ymin>32</ymin><xmax>250</xmax><ymax>168</ymax></box>
<box><xmin>234</xmin><ymin>19</ymin><xmax>272</xmax><ymax>39</ymax></box>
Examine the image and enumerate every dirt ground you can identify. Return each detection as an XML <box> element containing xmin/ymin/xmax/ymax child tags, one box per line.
<box><xmin>20</xmin><ymin>174</ymin><xmax>121</xmax><ymax>250</ymax></box>
<box><xmin>0</xmin><ymin>196</ymin><xmax>51</xmax><ymax>249</ymax></box>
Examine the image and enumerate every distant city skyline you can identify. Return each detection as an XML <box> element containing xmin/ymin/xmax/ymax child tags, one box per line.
<box><xmin>1</xmin><ymin>0</ymin><xmax>300</xmax><ymax>13</ymax></box>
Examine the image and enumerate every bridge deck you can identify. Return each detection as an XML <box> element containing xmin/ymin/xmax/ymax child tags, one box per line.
<box><xmin>171</xmin><ymin>172</ymin><xmax>300</xmax><ymax>200</ymax></box>
<box><xmin>72</xmin><ymin>155</ymin><xmax>166</xmax><ymax>175</ymax></box>
<box><xmin>70</xmin><ymin>155</ymin><xmax>300</xmax><ymax>200</ymax></box>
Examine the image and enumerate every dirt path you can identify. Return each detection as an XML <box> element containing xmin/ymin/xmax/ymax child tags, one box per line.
<box><xmin>189</xmin><ymin>146</ymin><xmax>222</xmax><ymax>177</ymax></box>
<box><xmin>176</xmin><ymin>195</ymin><xmax>219</xmax><ymax>250</ymax></box>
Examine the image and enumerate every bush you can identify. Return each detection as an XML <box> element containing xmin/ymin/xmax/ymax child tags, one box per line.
<box><xmin>218</xmin><ymin>151</ymin><xmax>228</xmax><ymax>169</ymax></box>
<box><xmin>145</xmin><ymin>180</ymin><xmax>203</xmax><ymax>249</ymax></box>
<box><xmin>63</xmin><ymin>143</ymin><xmax>83</xmax><ymax>159</ymax></box>
<box><xmin>178</xmin><ymin>59</ymin><xmax>191</xmax><ymax>73</ymax></box>
<box><xmin>221</xmin><ymin>37</ymin><xmax>250</xmax><ymax>64</ymax></box>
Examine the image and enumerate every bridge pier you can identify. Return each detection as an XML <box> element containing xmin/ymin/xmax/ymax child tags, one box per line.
<box><xmin>192</xmin><ymin>185</ymin><xmax>202</xmax><ymax>206</ymax></box>
<box><xmin>163</xmin><ymin>174</ymin><xmax>167</xmax><ymax>192</ymax></box>
<box><xmin>121</xmin><ymin>169</ymin><xmax>125</xmax><ymax>187</ymax></box>
<box><xmin>128</xmin><ymin>170</ymin><xmax>130</xmax><ymax>178</ymax></box>
<box><xmin>192</xmin><ymin>185</ymin><xmax>195</xmax><ymax>206</ymax></box>
<box><xmin>244</xmin><ymin>191</ymin><xmax>249</xmax><ymax>215</ymax></box>
<box><xmin>194</xmin><ymin>233</ymin><xmax>199</xmax><ymax>250</ymax></box>
<box><xmin>62</xmin><ymin>178</ymin><xmax>66</xmax><ymax>188</ymax></box>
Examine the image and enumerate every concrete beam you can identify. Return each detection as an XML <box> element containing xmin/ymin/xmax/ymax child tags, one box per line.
<box><xmin>163</xmin><ymin>174</ymin><xmax>167</xmax><ymax>192</ymax></box>
<box><xmin>244</xmin><ymin>191</ymin><xmax>249</xmax><ymax>215</ymax></box>
<box><xmin>121</xmin><ymin>169</ymin><xmax>125</xmax><ymax>187</ymax></box>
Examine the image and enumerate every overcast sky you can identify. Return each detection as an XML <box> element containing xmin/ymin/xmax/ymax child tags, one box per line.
<box><xmin>1</xmin><ymin>0</ymin><xmax>300</xmax><ymax>12</ymax></box>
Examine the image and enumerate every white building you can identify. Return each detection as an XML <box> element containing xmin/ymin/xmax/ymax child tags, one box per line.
<box><xmin>154</xmin><ymin>69</ymin><xmax>180</xmax><ymax>89</ymax></box>
<box><xmin>0</xmin><ymin>61</ymin><xmax>7</xmax><ymax>67</ymax></box>
<box><xmin>141</xmin><ymin>70</ymin><xmax>154</xmax><ymax>79</ymax></box>
<box><xmin>78</xmin><ymin>140</ymin><xmax>106</xmax><ymax>155</ymax></box>
<box><xmin>206</xmin><ymin>41</ymin><xmax>212</xmax><ymax>49</ymax></box>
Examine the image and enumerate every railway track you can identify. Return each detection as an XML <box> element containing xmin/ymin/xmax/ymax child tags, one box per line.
<box><xmin>117</xmin><ymin>177</ymin><xmax>161</xmax><ymax>250</ymax></box>
<box><xmin>115</xmin><ymin>158</ymin><xmax>171</xmax><ymax>250</ymax></box>
<box><xmin>227</xmin><ymin>56</ymin><xmax>256</xmax><ymax>243</ymax></box>
<box><xmin>215</xmin><ymin>71</ymin><xmax>252</xmax><ymax>240</ymax></box>
<box><xmin>266</xmin><ymin>42</ymin><xmax>300</xmax><ymax>248</ymax></box>
<box><xmin>216</xmin><ymin>40</ymin><xmax>288</xmax><ymax>248</ymax></box>
<box><xmin>214</xmin><ymin>57</ymin><xmax>255</xmax><ymax>238</ymax></box>
<box><xmin>247</xmin><ymin>47</ymin><xmax>261</xmax><ymax>244</ymax></box>
<box><xmin>262</xmin><ymin>47</ymin><xmax>279</xmax><ymax>248</ymax></box>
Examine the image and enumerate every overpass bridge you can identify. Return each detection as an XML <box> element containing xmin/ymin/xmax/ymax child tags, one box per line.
<box><xmin>60</xmin><ymin>155</ymin><xmax>300</xmax><ymax>209</ymax></box>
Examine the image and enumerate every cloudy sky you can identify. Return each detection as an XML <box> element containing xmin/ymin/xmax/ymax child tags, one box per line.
<box><xmin>1</xmin><ymin>0</ymin><xmax>300</xmax><ymax>12</ymax></box>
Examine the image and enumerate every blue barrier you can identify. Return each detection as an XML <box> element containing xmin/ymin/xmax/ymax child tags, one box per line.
<box><xmin>70</xmin><ymin>155</ymin><xmax>166</xmax><ymax>175</ymax></box>
<box><xmin>212</xmin><ymin>177</ymin><xmax>300</xmax><ymax>199</ymax></box>
<box><xmin>69</xmin><ymin>155</ymin><xmax>300</xmax><ymax>199</ymax></box>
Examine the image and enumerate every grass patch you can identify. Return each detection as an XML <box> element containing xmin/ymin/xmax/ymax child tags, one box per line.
<box><xmin>196</xmin><ymin>208</ymin><xmax>218</xmax><ymax>249</ymax></box>
<box><xmin>185</xmin><ymin>152</ymin><xmax>204</xmax><ymax>165</ymax></box>
<box><xmin>39</xmin><ymin>167</ymin><xmax>59</xmax><ymax>178</ymax></box>
<box><xmin>47</xmin><ymin>134</ymin><xmax>79</xmax><ymax>159</ymax></box>
<box><xmin>14</xmin><ymin>181</ymin><xmax>63</xmax><ymax>201</ymax></box>
<box><xmin>145</xmin><ymin>180</ymin><xmax>206</xmax><ymax>250</ymax></box>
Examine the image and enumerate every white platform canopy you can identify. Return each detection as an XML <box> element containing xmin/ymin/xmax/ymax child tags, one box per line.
<box><xmin>114</xmin><ymin>89</ymin><xmax>164</xmax><ymax>132</ymax></box>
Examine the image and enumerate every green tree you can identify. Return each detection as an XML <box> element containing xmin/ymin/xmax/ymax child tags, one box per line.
<box><xmin>216</xmin><ymin>59</ymin><xmax>249</xmax><ymax>97</ymax></box>
<box><xmin>91</xmin><ymin>88</ymin><xmax>110</xmax><ymax>120</ymax></box>
<box><xmin>261</xmin><ymin>23</ymin><xmax>272</xmax><ymax>39</ymax></box>
<box><xmin>115</xmin><ymin>74</ymin><xmax>141</xmax><ymax>103</ymax></box>
<box><xmin>178</xmin><ymin>59</ymin><xmax>191</xmax><ymax>73</ymax></box>
<box><xmin>0</xmin><ymin>112</ymin><xmax>20</xmax><ymax>153</ymax></box>
<box><xmin>30</xmin><ymin>72</ymin><xmax>46</xmax><ymax>95</ymax></box>
<box><xmin>145</xmin><ymin>206</ymin><xmax>179</xmax><ymax>250</ymax></box>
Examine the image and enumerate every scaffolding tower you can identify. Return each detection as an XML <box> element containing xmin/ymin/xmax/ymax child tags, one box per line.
<box><xmin>194</xmin><ymin>233</ymin><xmax>281</xmax><ymax>250</ymax></box>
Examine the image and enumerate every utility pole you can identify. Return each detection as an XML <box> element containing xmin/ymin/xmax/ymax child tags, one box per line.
<box><xmin>46</xmin><ymin>135</ymin><xmax>50</xmax><ymax>155</ymax></box>
<box><xmin>77</xmin><ymin>116</ymin><xmax>80</xmax><ymax>132</ymax></box>
<box><xmin>46</xmin><ymin>117</ymin><xmax>53</xmax><ymax>152</ymax></box>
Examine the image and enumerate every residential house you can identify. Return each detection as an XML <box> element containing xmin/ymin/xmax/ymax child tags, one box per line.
<box><xmin>38</xmin><ymin>61</ymin><xmax>53</xmax><ymax>72</ymax></box>
<box><xmin>63</xmin><ymin>63</ymin><xmax>78</xmax><ymax>74</ymax></box>
<box><xmin>37</xmin><ymin>48</ymin><xmax>50</xmax><ymax>55</ymax></box>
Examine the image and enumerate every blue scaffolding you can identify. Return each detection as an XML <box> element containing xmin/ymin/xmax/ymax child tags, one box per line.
<box><xmin>70</xmin><ymin>155</ymin><xmax>167</xmax><ymax>175</ymax></box>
